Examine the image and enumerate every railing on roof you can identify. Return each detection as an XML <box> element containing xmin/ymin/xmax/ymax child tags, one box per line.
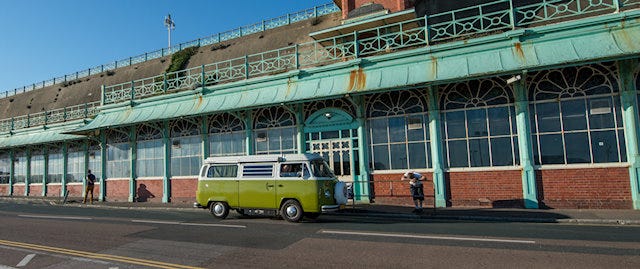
<box><xmin>0</xmin><ymin>2</ymin><xmax>340</xmax><ymax>99</ymax></box>
<box><xmin>102</xmin><ymin>0</ymin><xmax>640</xmax><ymax>105</ymax></box>
<box><xmin>0</xmin><ymin>101</ymin><xmax>101</xmax><ymax>133</ymax></box>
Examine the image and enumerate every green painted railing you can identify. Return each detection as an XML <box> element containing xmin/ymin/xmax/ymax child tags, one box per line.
<box><xmin>0</xmin><ymin>2</ymin><xmax>340</xmax><ymax>99</ymax></box>
<box><xmin>0</xmin><ymin>101</ymin><xmax>101</xmax><ymax>133</ymax></box>
<box><xmin>102</xmin><ymin>0</ymin><xmax>640</xmax><ymax>105</ymax></box>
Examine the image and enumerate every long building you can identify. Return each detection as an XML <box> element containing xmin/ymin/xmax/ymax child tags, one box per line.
<box><xmin>1</xmin><ymin>0</ymin><xmax>640</xmax><ymax>209</ymax></box>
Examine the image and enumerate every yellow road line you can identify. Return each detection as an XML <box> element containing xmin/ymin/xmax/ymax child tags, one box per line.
<box><xmin>0</xmin><ymin>239</ymin><xmax>204</xmax><ymax>269</ymax></box>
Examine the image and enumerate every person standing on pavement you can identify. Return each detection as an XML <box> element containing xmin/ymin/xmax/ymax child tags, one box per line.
<box><xmin>401</xmin><ymin>171</ymin><xmax>425</xmax><ymax>213</ymax></box>
<box><xmin>83</xmin><ymin>170</ymin><xmax>96</xmax><ymax>204</ymax></box>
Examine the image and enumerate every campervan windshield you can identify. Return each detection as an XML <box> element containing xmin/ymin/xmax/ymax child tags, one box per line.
<box><xmin>310</xmin><ymin>160</ymin><xmax>334</xmax><ymax>178</ymax></box>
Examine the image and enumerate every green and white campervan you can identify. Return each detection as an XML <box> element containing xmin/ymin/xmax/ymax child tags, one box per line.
<box><xmin>195</xmin><ymin>153</ymin><xmax>348</xmax><ymax>222</ymax></box>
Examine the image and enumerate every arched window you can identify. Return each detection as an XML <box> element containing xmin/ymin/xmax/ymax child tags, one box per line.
<box><xmin>529</xmin><ymin>62</ymin><xmax>625</xmax><ymax>164</ymax></box>
<box><xmin>171</xmin><ymin>118</ymin><xmax>201</xmax><ymax>176</ymax></box>
<box><xmin>66</xmin><ymin>143</ymin><xmax>85</xmax><ymax>183</ymax></box>
<box><xmin>136</xmin><ymin>123</ymin><xmax>163</xmax><ymax>177</ymax></box>
<box><xmin>0</xmin><ymin>151</ymin><xmax>10</xmax><ymax>184</ymax></box>
<box><xmin>13</xmin><ymin>149</ymin><xmax>27</xmax><ymax>184</ymax></box>
<box><xmin>106</xmin><ymin>128</ymin><xmax>130</xmax><ymax>179</ymax></box>
<box><xmin>209</xmin><ymin>113</ymin><xmax>245</xmax><ymax>157</ymax></box>
<box><xmin>47</xmin><ymin>144</ymin><xmax>64</xmax><ymax>183</ymax></box>
<box><xmin>87</xmin><ymin>140</ymin><xmax>102</xmax><ymax>182</ymax></box>
<box><xmin>441</xmin><ymin>78</ymin><xmax>518</xmax><ymax>168</ymax></box>
<box><xmin>30</xmin><ymin>148</ymin><xmax>45</xmax><ymax>184</ymax></box>
<box><xmin>366</xmin><ymin>89</ymin><xmax>431</xmax><ymax>170</ymax></box>
<box><xmin>254</xmin><ymin>107</ymin><xmax>297</xmax><ymax>155</ymax></box>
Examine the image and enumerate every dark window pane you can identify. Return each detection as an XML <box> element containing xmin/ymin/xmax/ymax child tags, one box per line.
<box><xmin>322</xmin><ymin>130</ymin><xmax>340</xmax><ymax>139</ymax></box>
<box><xmin>369</xmin><ymin>119</ymin><xmax>388</xmax><ymax>144</ymax></box>
<box><xmin>408</xmin><ymin>142</ymin><xmax>427</xmax><ymax>169</ymax></box>
<box><xmin>588</xmin><ymin>97</ymin><xmax>614</xmax><ymax>129</ymax></box>
<box><xmin>469</xmin><ymin>138</ymin><xmax>490</xmax><ymax>167</ymax></box>
<box><xmin>539</xmin><ymin>134</ymin><xmax>564</xmax><ymax>164</ymax></box>
<box><xmin>565</xmin><ymin>132</ymin><xmax>590</xmax><ymax>164</ymax></box>
<box><xmin>390</xmin><ymin>144</ymin><xmax>408</xmax><ymax>170</ymax></box>
<box><xmin>407</xmin><ymin>116</ymin><xmax>425</xmax><ymax>142</ymax></box>
<box><xmin>389</xmin><ymin>117</ymin><xmax>407</xmax><ymax>143</ymax></box>
<box><xmin>445</xmin><ymin>111</ymin><xmax>466</xmax><ymax>139</ymax></box>
<box><xmin>537</xmin><ymin>102</ymin><xmax>561</xmax><ymax>133</ymax></box>
<box><xmin>615</xmin><ymin>96</ymin><xmax>623</xmax><ymax>128</ymax></box>
<box><xmin>491</xmin><ymin>137</ymin><xmax>514</xmax><ymax>166</ymax></box>
<box><xmin>448</xmin><ymin>140</ymin><xmax>468</xmax><ymax>167</ymax></box>
<box><xmin>619</xmin><ymin>130</ymin><xmax>627</xmax><ymax>162</ymax></box>
<box><xmin>591</xmin><ymin>130</ymin><xmax>619</xmax><ymax>163</ymax></box>
<box><xmin>489</xmin><ymin>107</ymin><xmax>510</xmax><ymax>136</ymax></box>
<box><xmin>372</xmin><ymin>145</ymin><xmax>389</xmax><ymax>170</ymax></box>
<box><xmin>467</xmin><ymin>109</ymin><xmax>488</xmax><ymax>137</ymax></box>
<box><xmin>529</xmin><ymin>104</ymin><xmax>537</xmax><ymax>134</ymax></box>
<box><xmin>562</xmin><ymin>99</ymin><xmax>587</xmax><ymax>131</ymax></box>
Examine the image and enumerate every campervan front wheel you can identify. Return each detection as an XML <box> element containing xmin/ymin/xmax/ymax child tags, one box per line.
<box><xmin>281</xmin><ymin>199</ymin><xmax>303</xmax><ymax>222</ymax></box>
<box><xmin>210</xmin><ymin>201</ymin><xmax>229</xmax><ymax>219</ymax></box>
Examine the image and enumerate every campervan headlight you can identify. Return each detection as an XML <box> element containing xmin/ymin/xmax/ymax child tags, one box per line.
<box><xmin>324</xmin><ymin>189</ymin><xmax>331</xmax><ymax>198</ymax></box>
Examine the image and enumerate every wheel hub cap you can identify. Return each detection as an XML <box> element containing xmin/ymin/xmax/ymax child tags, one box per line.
<box><xmin>286</xmin><ymin>206</ymin><xmax>297</xmax><ymax>217</ymax></box>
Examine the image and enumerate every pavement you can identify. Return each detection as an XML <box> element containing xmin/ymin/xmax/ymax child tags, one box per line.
<box><xmin>2</xmin><ymin>196</ymin><xmax>640</xmax><ymax>225</ymax></box>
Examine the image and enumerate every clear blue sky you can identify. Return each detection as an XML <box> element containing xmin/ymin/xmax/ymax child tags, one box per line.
<box><xmin>0</xmin><ymin>0</ymin><xmax>332</xmax><ymax>94</ymax></box>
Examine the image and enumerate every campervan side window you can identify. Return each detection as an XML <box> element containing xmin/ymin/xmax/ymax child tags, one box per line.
<box><xmin>206</xmin><ymin>165</ymin><xmax>238</xmax><ymax>178</ymax></box>
<box><xmin>243</xmin><ymin>164</ymin><xmax>273</xmax><ymax>178</ymax></box>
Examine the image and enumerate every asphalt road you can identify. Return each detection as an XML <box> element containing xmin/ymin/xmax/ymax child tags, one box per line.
<box><xmin>1</xmin><ymin>201</ymin><xmax>639</xmax><ymax>269</ymax></box>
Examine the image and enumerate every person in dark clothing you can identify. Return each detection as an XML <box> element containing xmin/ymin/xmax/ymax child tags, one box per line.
<box><xmin>83</xmin><ymin>170</ymin><xmax>96</xmax><ymax>204</ymax></box>
<box><xmin>401</xmin><ymin>171</ymin><xmax>425</xmax><ymax>213</ymax></box>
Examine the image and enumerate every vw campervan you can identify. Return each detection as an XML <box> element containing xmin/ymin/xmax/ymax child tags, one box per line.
<box><xmin>195</xmin><ymin>153</ymin><xmax>348</xmax><ymax>222</ymax></box>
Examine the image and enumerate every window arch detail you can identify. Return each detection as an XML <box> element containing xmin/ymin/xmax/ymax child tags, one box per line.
<box><xmin>366</xmin><ymin>89</ymin><xmax>427</xmax><ymax>118</ymax></box>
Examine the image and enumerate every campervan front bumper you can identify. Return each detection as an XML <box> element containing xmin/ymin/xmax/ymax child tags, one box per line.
<box><xmin>193</xmin><ymin>202</ymin><xmax>205</xmax><ymax>208</ymax></box>
<box><xmin>321</xmin><ymin>204</ymin><xmax>343</xmax><ymax>212</ymax></box>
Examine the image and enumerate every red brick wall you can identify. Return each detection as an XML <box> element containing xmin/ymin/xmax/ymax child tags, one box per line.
<box><xmin>28</xmin><ymin>184</ymin><xmax>43</xmax><ymax>197</ymax></box>
<box><xmin>66</xmin><ymin>184</ymin><xmax>85</xmax><ymax>198</ymax></box>
<box><xmin>0</xmin><ymin>185</ymin><xmax>9</xmax><ymax>195</ymax></box>
<box><xmin>340</xmin><ymin>0</ymin><xmax>411</xmax><ymax>19</ymax></box>
<box><xmin>448</xmin><ymin>170</ymin><xmax>523</xmax><ymax>207</ymax></box>
<box><xmin>171</xmin><ymin>178</ymin><xmax>197</xmax><ymax>204</ymax></box>
<box><xmin>13</xmin><ymin>185</ymin><xmax>25</xmax><ymax>196</ymax></box>
<box><xmin>537</xmin><ymin>168</ymin><xmax>632</xmax><ymax>209</ymax></box>
<box><xmin>47</xmin><ymin>185</ymin><xmax>62</xmax><ymax>197</ymax></box>
<box><xmin>106</xmin><ymin>179</ymin><xmax>130</xmax><ymax>202</ymax></box>
<box><xmin>372</xmin><ymin>173</ymin><xmax>436</xmax><ymax>207</ymax></box>
<box><xmin>136</xmin><ymin>179</ymin><xmax>163</xmax><ymax>203</ymax></box>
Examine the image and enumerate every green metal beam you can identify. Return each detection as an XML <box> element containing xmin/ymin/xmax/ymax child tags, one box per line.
<box><xmin>99</xmin><ymin>132</ymin><xmax>107</xmax><ymax>202</ymax></box>
<box><xmin>42</xmin><ymin>147</ymin><xmax>48</xmax><ymax>196</ymax></box>
<box><xmin>619</xmin><ymin>59</ymin><xmax>640</xmax><ymax>210</ymax></box>
<box><xmin>162</xmin><ymin>121</ymin><xmax>171</xmax><ymax>203</ymax></box>
<box><xmin>426</xmin><ymin>86</ymin><xmax>447</xmax><ymax>208</ymax></box>
<box><xmin>513</xmin><ymin>74</ymin><xmax>539</xmax><ymax>209</ymax></box>
<box><xmin>25</xmin><ymin>148</ymin><xmax>30</xmax><ymax>196</ymax></box>
<box><xmin>9</xmin><ymin>149</ymin><xmax>13</xmax><ymax>195</ymax></box>
<box><xmin>129</xmin><ymin>126</ymin><xmax>137</xmax><ymax>202</ymax></box>
<box><xmin>61</xmin><ymin>143</ymin><xmax>68</xmax><ymax>197</ymax></box>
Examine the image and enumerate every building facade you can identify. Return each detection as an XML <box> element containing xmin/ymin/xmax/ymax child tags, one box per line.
<box><xmin>1</xmin><ymin>0</ymin><xmax>640</xmax><ymax>209</ymax></box>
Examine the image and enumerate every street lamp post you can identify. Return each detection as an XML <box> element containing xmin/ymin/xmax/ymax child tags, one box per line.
<box><xmin>164</xmin><ymin>14</ymin><xmax>176</xmax><ymax>51</ymax></box>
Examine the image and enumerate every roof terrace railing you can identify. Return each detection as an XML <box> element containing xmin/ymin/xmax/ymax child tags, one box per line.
<box><xmin>2</xmin><ymin>0</ymin><xmax>640</xmax><ymax>133</ymax></box>
<box><xmin>0</xmin><ymin>2</ymin><xmax>340</xmax><ymax>99</ymax></box>
<box><xmin>102</xmin><ymin>0</ymin><xmax>640</xmax><ymax>105</ymax></box>
<box><xmin>0</xmin><ymin>101</ymin><xmax>101</xmax><ymax>133</ymax></box>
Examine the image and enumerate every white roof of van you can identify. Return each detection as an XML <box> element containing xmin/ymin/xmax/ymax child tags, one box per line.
<box><xmin>204</xmin><ymin>153</ymin><xmax>323</xmax><ymax>164</ymax></box>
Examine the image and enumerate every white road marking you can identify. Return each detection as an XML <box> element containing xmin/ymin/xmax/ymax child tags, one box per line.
<box><xmin>321</xmin><ymin>230</ymin><xmax>536</xmax><ymax>244</ymax></box>
<box><xmin>16</xmin><ymin>254</ymin><xmax>35</xmax><ymax>267</ymax></box>
<box><xmin>18</xmin><ymin>215</ymin><xmax>92</xmax><ymax>220</ymax></box>
<box><xmin>0</xmin><ymin>265</ymin><xmax>18</xmax><ymax>269</ymax></box>
<box><xmin>131</xmin><ymin>219</ymin><xmax>246</xmax><ymax>228</ymax></box>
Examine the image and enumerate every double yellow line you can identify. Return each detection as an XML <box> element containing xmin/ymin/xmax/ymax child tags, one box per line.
<box><xmin>0</xmin><ymin>239</ymin><xmax>204</xmax><ymax>269</ymax></box>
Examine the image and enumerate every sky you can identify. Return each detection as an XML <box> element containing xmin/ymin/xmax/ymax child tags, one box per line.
<box><xmin>0</xmin><ymin>0</ymin><xmax>332</xmax><ymax>94</ymax></box>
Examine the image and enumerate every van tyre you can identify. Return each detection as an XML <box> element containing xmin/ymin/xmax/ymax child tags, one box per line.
<box><xmin>281</xmin><ymin>200</ymin><xmax>303</xmax><ymax>222</ymax></box>
<box><xmin>210</xmin><ymin>201</ymin><xmax>229</xmax><ymax>219</ymax></box>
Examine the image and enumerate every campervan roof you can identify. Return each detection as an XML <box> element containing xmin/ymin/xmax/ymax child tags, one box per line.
<box><xmin>203</xmin><ymin>153</ymin><xmax>323</xmax><ymax>164</ymax></box>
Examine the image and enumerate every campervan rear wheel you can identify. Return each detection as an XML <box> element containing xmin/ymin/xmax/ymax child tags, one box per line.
<box><xmin>281</xmin><ymin>199</ymin><xmax>303</xmax><ymax>222</ymax></box>
<box><xmin>210</xmin><ymin>201</ymin><xmax>229</xmax><ymax>219</ymax></box>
